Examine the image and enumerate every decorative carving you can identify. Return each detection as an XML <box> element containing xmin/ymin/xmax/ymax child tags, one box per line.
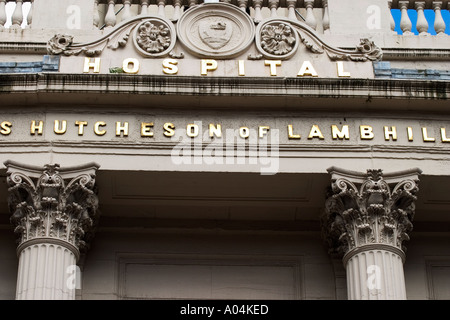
<box><xmin>255</xmin><ymin>18</ymin><xmax>382</xmax><ymax>61</ymax></box>
<box><xmin>135</xmin><ymin>20</ymin><xmax>172</xmax><ymax>54</ymax></box>
<box><xmin>260</xmin><ymin>23</ymin><xmax>296</xmax><ymax>56</ymax></box>
<box><xmin>47</xmin><ymin>34</ymin><xmax>75</xmax><ymax>55</ymax></box>
<box><xmin>199</xmin><ymin>19</ymin><xmax>233</xmax><ymax>50</ymax></box>
<box><xmin>47</xmin><ymin>15</ymin><xmax>176</xmax><ymax>58</ymax></box>
<box><xmin>176</xmin><ymin>3</ymin><xmax>255</xmax><ymax>59</ymax></box>
<box><xmin>5</xmin><ymin>161</ymin><xmax>100</xmax><ymax>253</ymax></box>
<box><xmin>322</xmin><ymin>167</ymin><xmax>421</xmax><ymax>257</ymax></box>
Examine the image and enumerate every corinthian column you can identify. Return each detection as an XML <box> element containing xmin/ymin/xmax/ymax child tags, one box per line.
<box><xmin>4</xmin><ymin>160</ymin><xmax>100</xmax><ymax>300</ymax></box>
<box><xmin>322</xmin><ymin>167</ymin><xmax>421</xmax><ymax>300</ymax></box>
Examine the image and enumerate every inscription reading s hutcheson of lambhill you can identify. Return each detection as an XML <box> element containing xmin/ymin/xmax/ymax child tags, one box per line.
<box><xmin>0</xmin><ymin>121</ymin><xmax>449</xmax><ymax>143</ymax></box>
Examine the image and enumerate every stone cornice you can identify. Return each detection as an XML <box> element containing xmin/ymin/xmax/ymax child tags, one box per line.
<box><xmin>0</xmin><ymin>73</ymin><xmax>448</xmax><ymax>112</ymax></box>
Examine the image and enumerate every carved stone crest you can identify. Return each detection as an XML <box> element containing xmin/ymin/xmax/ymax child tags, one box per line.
<box><xmin>198</xmin><ymin>19</ymin><xmax>233</xmax><ymax>50</ymax></box>
<box><xmin>176</xmin><ymin>3</ymin><xmax>255</xmax><ymax>59</ymax></box>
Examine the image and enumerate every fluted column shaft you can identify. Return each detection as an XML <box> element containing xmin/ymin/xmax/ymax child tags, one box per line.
<box><xmin>16</xmin><ymin>242</ymin><xmax>77</xmax><ymax>300</ymax></box>
<box><xmin>345</xmin><ymin>246</ymin><xmax>406</xmax><ymax>300</ymax></box>
<box><xmin>323</xmin><ymin>167</ymin><xmax>421</xmax><ymax>300</ymax></box>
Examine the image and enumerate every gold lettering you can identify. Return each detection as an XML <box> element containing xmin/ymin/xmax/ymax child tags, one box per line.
<box><xmin>186</xmin><ymin>124</ymin><xmax>199</xmax><ymax>138</ymax></box>
<box><xmin>407</xmin><ymin>127</ymin><xmax>414</xmax><ymax>141</ymax></box>
<box><xmin>0</xmin><ymin>121</ymin><xmax>12</xmax><ymax>135</ymax></box>
<box><xmin>141</xmin><ymin>122</ymin><xmax>154</xmax><ymax>137</ymax></box>
<box><xmin>94</xmin><ymin>121</ymin><xmax>106</xmax><ymax>136</ymax></box>
<box><xmin>75</xmin><ymin>121</ymin><xmax>88</xmax><ymax>136</ymax></box>
<box><xmin>422</xmin><ymin>127</ymin><xmax>435</xmax><ymax>142</ymax></box>
<box><xmin>297</xmin><ymin>61</ymin><xmax>318</xmax><ymax>77</ymax></box>
<box><xmin>122</xmin><ymin>58</ymin><xmax>140</xmax><ymax>74</ymax></box>
<box><xmin>308</xmin><ymin>125</ymin><xmax>324</xmax><ymax>140</ymax></box>
<box><xmin>201</xmin><ymin>59</ymin><xmax>218</xmax><ymax>75</ymax></box>
<box><xmin>265</xmin><ymin>60</ymin><xmax>281</xmax><ymax>76</ymax></box>
<box><xmin>259</xmin><ymin>126</ymin><xmax>270</xmax><ymax>138</ymax></box>
<box><xmin>238</xmin><ymin>60</ymin><xmax>245</xmax><ymax>76</ymax></box>
<box><xmin>331</xmin><ymin>125</ymin><xmax>350</xmax><ymax>140</ymax></box>
<box><xmin>30</xmin><ymin>120</ymin><xmax>44</xmax><ymax>135</ymax></box>
<box><xmin>360</xmin><ymin>125</ymin><xmax>374</xmax><ymax>140</ymax></box>
<box><xmin>209</xmin><ymin>124</ymin><xmax>222</xmax><ymax>138</ymax></box>
<box><xmin>384</xmin><ymin>126</ymin><xmax>397</xmax><ymax>141</ymax></box>
<box><xmin>116</xmin><ymin>122</ymin><xmax>129</xmax><ymax>137</ymax></box>
<box><xmin>162</xmin><ymin>59</ymin><xmax>178</xmax><ymax>75</ymax></box>
<box><xmin>163</xmin><ymin>122</ymin><xmax>175</xmax><ymax>137</ymax></box>
<box><xmin>54</xmin><ymin>120</ymin><xmax>67</xmax><ymax>135</ymax></box>
<box><xmin>239</xmin><ymin>127</ymin><xmax>250</xmax><ymax>139</ymax></box>
<box><xmin>441</xmin><ymin>128</ymin><xmax>450</xmax><ymax>143</ymax></box>
<box><xmin>336</xmin><ymin>61</ymin><xmax>351</xmax><ymax>77</ymax></box>
<box><xmin>287</xmin><ymin>125</ymin><xmax>301</xmax><ymax>139</ymax></box>
<box><xmin>83</xmin><ymin>58</ymin><xmax>101</xmax><ymax>73</ymax></box>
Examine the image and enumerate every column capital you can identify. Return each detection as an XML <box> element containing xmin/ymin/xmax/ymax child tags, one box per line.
<box><xmin>4</xmin><ymin>160</ymin><xmax>100</xmax><ymax>259</ymax></box>
<box><xmin>322</xmin><ymin>166</ymin><xmax>422</xmax><ymax>259</ymax></box>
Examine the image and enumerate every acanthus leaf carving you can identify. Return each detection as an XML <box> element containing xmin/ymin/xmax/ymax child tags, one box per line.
<box><xmin>4</xmin><ymin>161</ymin><xmax>100</xmax><ymax>254</ymax></box>
<box><xmin>47</xmin><ymin>15</ymin><xmax>176</xmax><ymax>58</ymax></box>
<box><xmin>256</xmin><ymin>18</ymin><xmax>382</xmax><ymax>62</ymax></box>
<box><xmin>322</xmin><ymin>167</ymin><xmax>421</xmax><ymax>257</ymax></box>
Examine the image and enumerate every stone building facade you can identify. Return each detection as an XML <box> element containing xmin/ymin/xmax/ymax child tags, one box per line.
<box><xmin>0</xmin><ymin>0</ymin><xmax>449</xmax><ymax>300</ymax></box>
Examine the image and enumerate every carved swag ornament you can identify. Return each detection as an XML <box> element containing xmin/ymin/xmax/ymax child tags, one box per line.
<box><xmin>6</xmin><ymin>162</ymin><xmax>100</xmax><ymax>253</ymax></box>
<box><xmin>322</xmin><ymin>168</ymin><xmax>421</xmax><ymax>257</ymax></box>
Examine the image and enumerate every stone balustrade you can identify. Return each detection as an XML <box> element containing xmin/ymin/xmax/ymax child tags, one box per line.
<box><xmin>0</xmin><ymin>0</ymin><xmax>448</xmax><ymax>36</ymax></box>
<box><xmin>0</xmin><ymin>0</ymin><xmax>33</xmax><ymax>30</ymax></box>
<box><xmin>390</xmin><ymin>0</ymin><xmax>450</xmax><ymax>35</ymax></box>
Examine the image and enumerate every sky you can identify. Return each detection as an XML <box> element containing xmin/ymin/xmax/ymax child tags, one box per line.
<box><xmin>3</xmin><ymin>3</ymin><xmax>450</xmax><ymax>35</ymax></box>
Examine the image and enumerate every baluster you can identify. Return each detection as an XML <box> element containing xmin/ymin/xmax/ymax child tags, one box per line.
<box><xmin>172</xmin><ymin>0</ymin><xmax>182</xmax><ymax>20</ymax></box>
<box><xmin>304</xmin><ymin>0</ymin><xmax>317</xmax><ymax>30</ymax></box>
<box><xmin>189</xmin><ymin>0</ymin><xmax>197</xmax><ymax>9</ymax></box>
<box><xmin>0</xmin><ymin>0</ymin><xmax>6</xmax><ymax>30</ymax></box>
<box><xmin>253</xmin><ymin>0</ymin><xmax>263</xmax><ymax>23</ymax></box>
<box><xmin>286</xmin><ymin>0</ymin><xmax>296</xmax><ymax>20</ymax></box>
<box><xmin>433</xmin><ymin>1</ymin><xmax>446</xmax><ymax>35</ymax></box>
<box><xmin>157</xmin><ymin>0</ymin><xmax>166</xmax><ymax>17</ymax></box>
<box><xmin>140</xmin><ymin>0</ymin><xmax>149</xmax><ymax>15</ymax></box>
<box><xmin>268</xmin><ymin>0</ymin><xmax>278</xmax><ymax>17</ymax></box>
<box><xmin>322</xmin><ymin>0</ymin><xmax>330</xmax><ymax>33</ymax></box>
<box><xmin>11</xmin><ymin>0</ymin><xmax>24</xmax><ymax>29</ymax></box>
<box><xmin>122</xmin><ymin>0</ymin><xmax>131</xmax><ymax>21</ymax></box>
<box><xmin>237</xmin><ymin>0</ymin><xmax>247</xmax><ymax>12</ymax></box>
<box><xmin>26</xmin><ymin>0</ymin><xmax>33</xmax><ymax>28</ymax></box>
<box><xmin>93</xmin><ymin>0</ymin><xmax>100</xmax><ymax>28</ymax></box>
<box><xmin>388</xmin><ymin>0</ymin><xmax>396</xmax><ymax>32</ymax></box>
<box><xmin>104</xmin><ymin>0</ymin><xmax>117</xmax><ymax>29</ymax></box>
<box><xmin>415</xmin><ymin>2</ymin><xmax>428</xmax><ymax>35</ymax></box>
<box><xmin>399</xmin><ymin>1</ymin><xmax>412</xmax><ymax>35</ymax></box>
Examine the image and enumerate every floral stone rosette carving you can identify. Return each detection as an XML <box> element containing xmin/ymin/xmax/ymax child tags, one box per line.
<box><xmin>261</xmin><ymin>23</ymin><xmax>297</xmax><ymax>56</ymax></box>
<box><xmin>4</xmin><ymin>161</ymin><xmax>100</xmax><ymax>257</ymax></box>
<box><xmin>133</xmin><ymin>18</ymin><xmax>176</xmax><ymax>57</ymax></box>
<box><xmin>322</xmin><ymin>167</ymin><xmax>421</xmax><ymax>258</ymax></box>
<box><xmin>136</xmin><ymin>21</ymin><xmax>171</xmax><ymax>54</ymax></box>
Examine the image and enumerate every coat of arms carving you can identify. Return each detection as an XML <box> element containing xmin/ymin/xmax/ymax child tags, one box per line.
<box><xmin>198</xmin><ymin>19</ymin><xmax>233</xmax><ymax>50</ymax></box>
